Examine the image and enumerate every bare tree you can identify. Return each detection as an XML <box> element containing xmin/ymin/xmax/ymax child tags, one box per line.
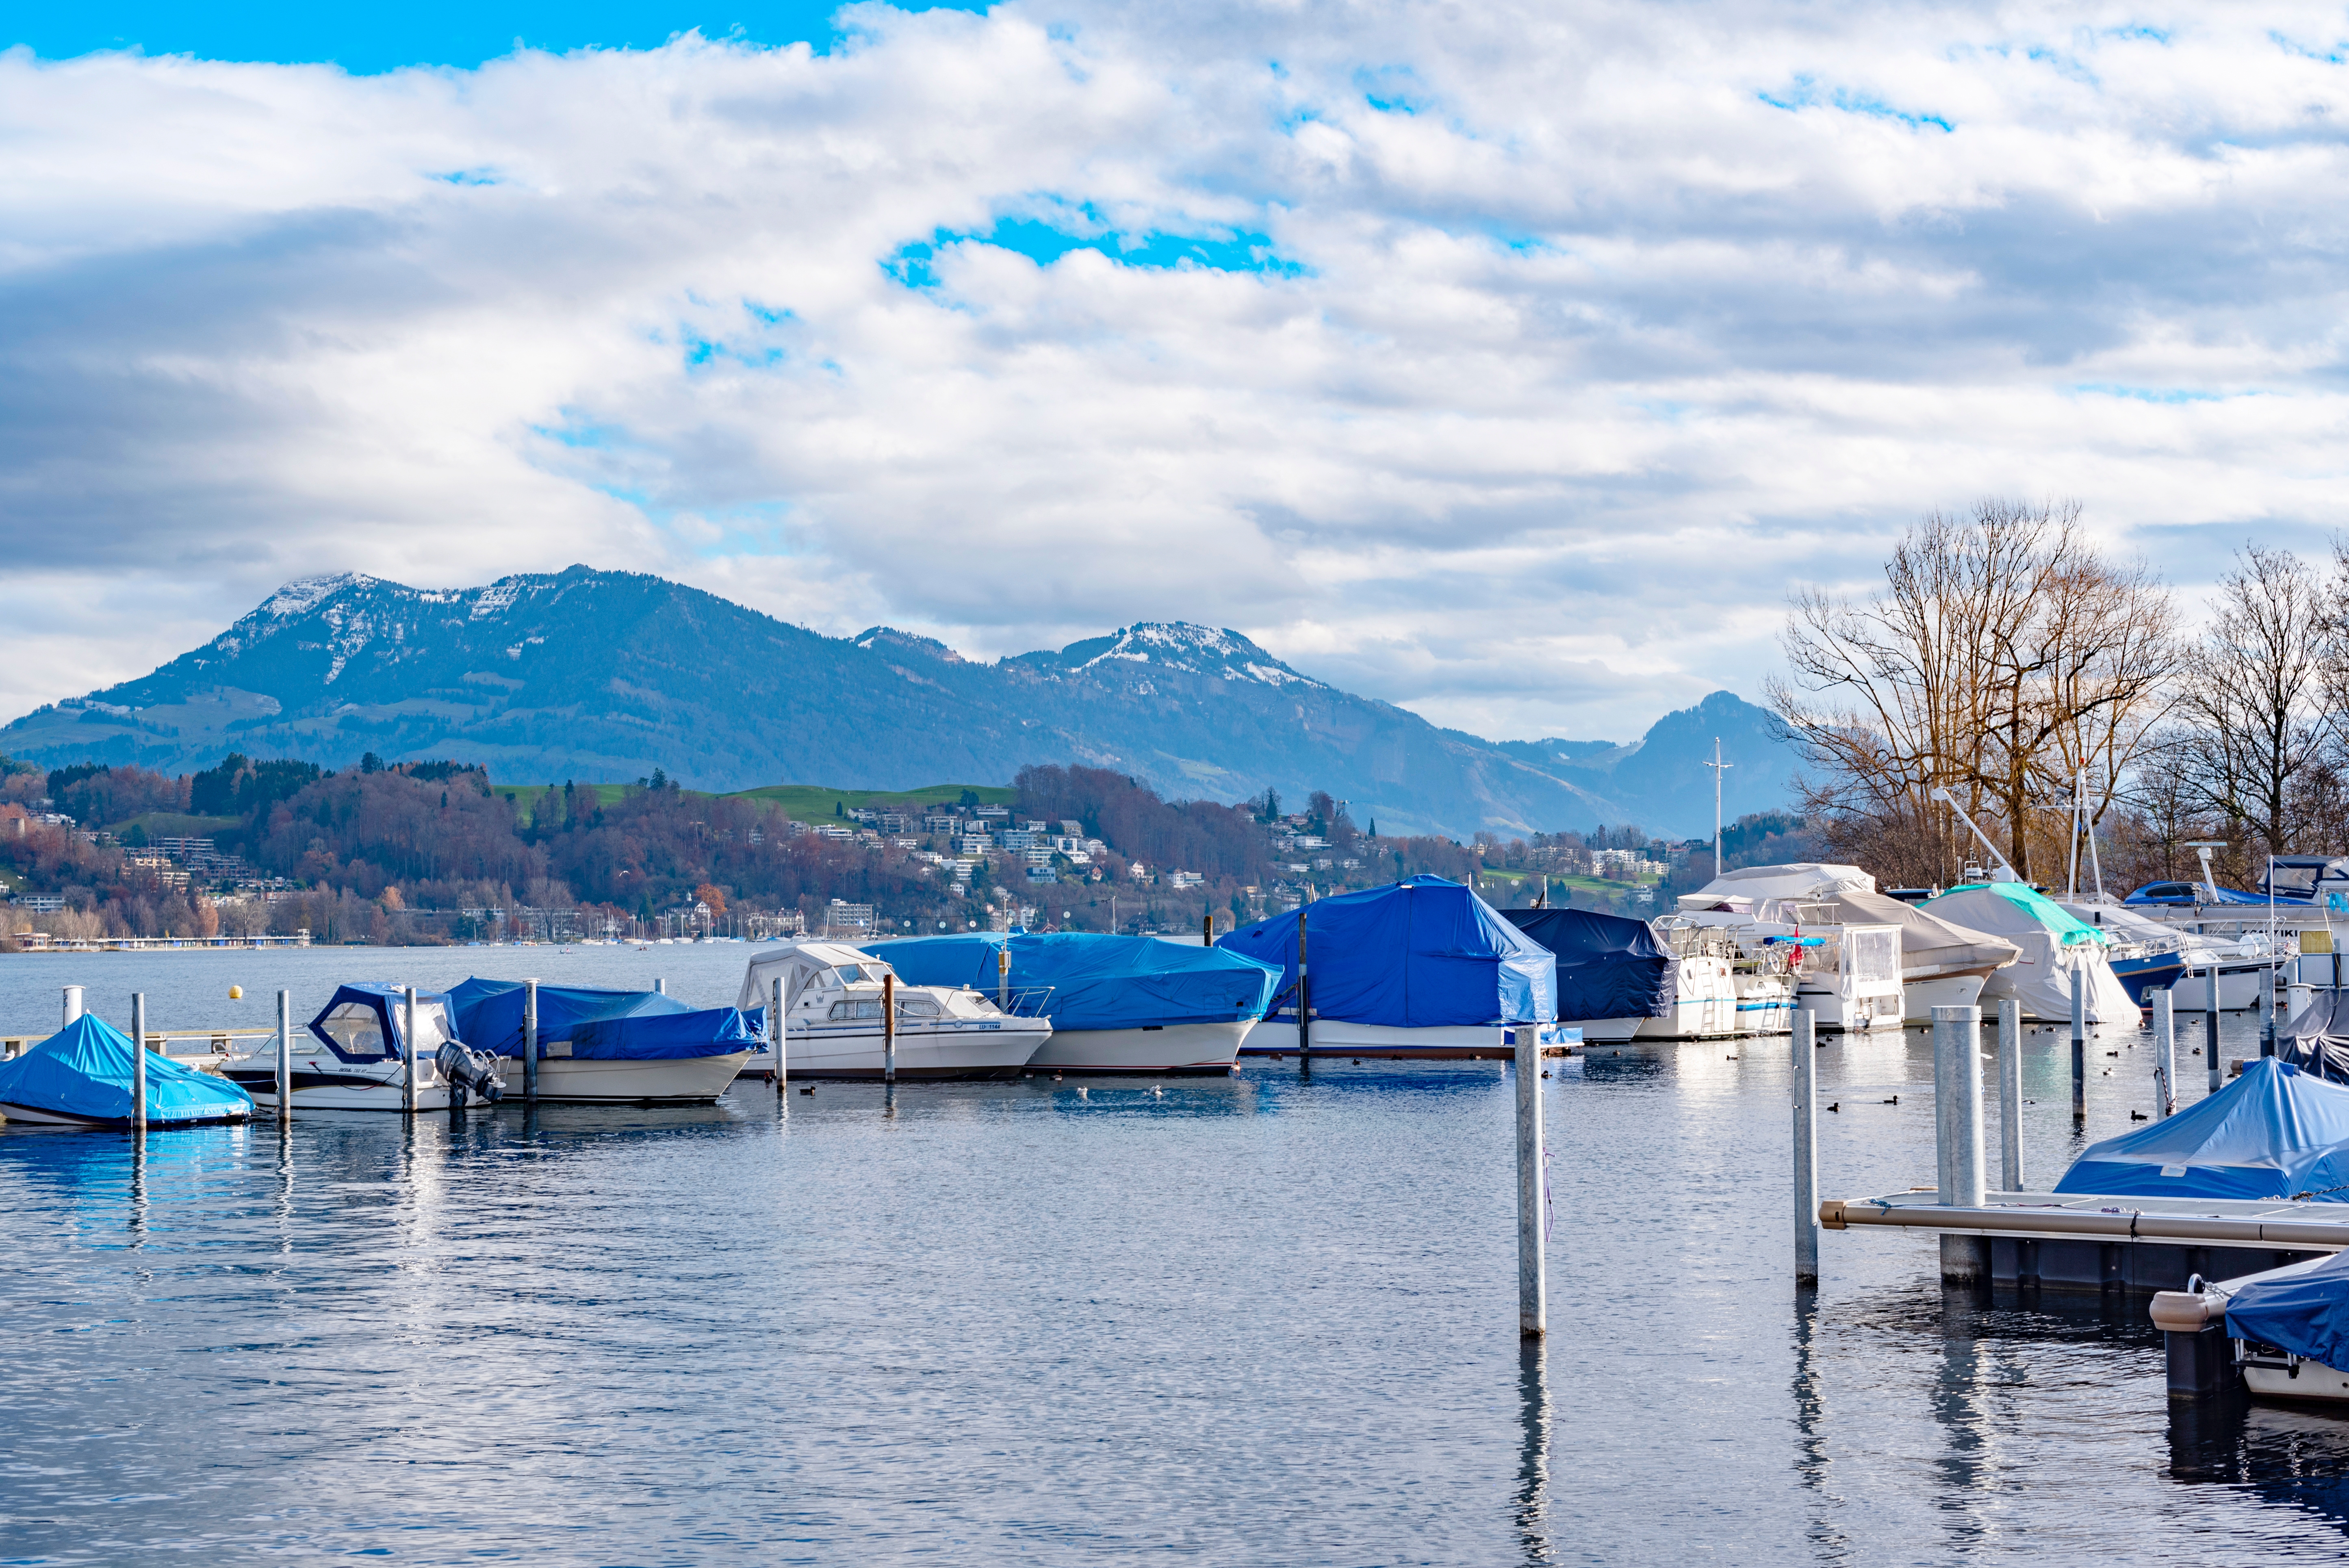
<box><xmin>2176</xmin><ymin>545</ymin><xmax>2328</xmax><ymax>866</ymax></box>
<box><xmin>1772</xmin><ymin>499</ymin><xmax>2179</xmax><ymax>885</ymax></box>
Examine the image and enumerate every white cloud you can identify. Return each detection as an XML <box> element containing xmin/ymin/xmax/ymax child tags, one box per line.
<box><xmin>4</xmin><ymin>3</ymin><xmax>2349</xmax><ymax>749</ymax></box>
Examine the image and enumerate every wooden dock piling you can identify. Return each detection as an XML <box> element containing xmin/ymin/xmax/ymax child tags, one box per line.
<box><xmin>771</xmin><ymin>976</ymin><xmax>786</xmax><ymax>1099</ymax></box>
<box><xmin>883</xmin><ymin>971</ymin><xmax>897</xmax><ymax>1084</ymax></box>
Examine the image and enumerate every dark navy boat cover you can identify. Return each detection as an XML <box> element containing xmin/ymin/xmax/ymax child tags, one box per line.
<box><xmin>2280</xmin><ymin>988</ymin><xmax>2349</xmax><ymax>1080</ymax></box>
<box><xmin>1503</xmin><ymin>908</ymin><xmax>1672</xmax><ymax>1021</ymax></box>
<box><xmin>448</xmin><ymin>978</ymin><xmax>761</xmax><ymax>1061</ymax></box>
<box><xmin>862</xmin><ymin>933</ymin><xmax>1279</xmax><ymax>1031</ymax></box>
<box><xmin>2226</xmin><ymin>1250</ymin><xmax>2349</xmax><ymax>1367</ymax></box>
<box><xmin>1216</xmin><ymin>876</ymin><xmax>1557</xmax><ymax>1026</ymax></box>
<box><xmin>0</xmin><ymin>1014</ymin><xmax>252</xmax><ymax>1125</ymax></box>
<box><xmin>2054</xmin><ymin>1058</ymin><xmax>2349</xmax><ymax>1200</ymax></box>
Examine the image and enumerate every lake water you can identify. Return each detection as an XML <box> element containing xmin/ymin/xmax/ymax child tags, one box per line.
<box><xmin>3</xmin><ymin>947</ymin><xmax>2347</xmax><ymax>1563</ymax></box>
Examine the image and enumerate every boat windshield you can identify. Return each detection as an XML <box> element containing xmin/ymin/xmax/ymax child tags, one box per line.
<box><xmin>315</xmin><ymin>1002</ymin><xmax>390</xmax><ymax>1060</ymax></box>
<box><xmin>2268</xmin><ymin>862</ymin><xmax>2335</xmax><ymax>899</ymax></box>
<box><xmin>833</xmin><ymin>964</ymin><xmax>867</xmax><ymax>985</ymax></box>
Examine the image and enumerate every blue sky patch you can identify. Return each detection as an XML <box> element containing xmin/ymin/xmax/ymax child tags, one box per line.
<box><xmin>2068</xmin><ymin>384</ymin><xmax>2241</xmax><ymax>403</ymax></box>
<box><xmin>431</xmin><ymin>169</ymin><xmax>501</xmax><ymax>185</ymax></box>
<box><xmin>1760</xmin><ymin>75</ymin><xmax>1953</xmax><ymax>131</ymax></box>
<box><xmin>886</xmin><ymin>215</ymin><xmax>1306</xmax><ymax>288</ymax></box>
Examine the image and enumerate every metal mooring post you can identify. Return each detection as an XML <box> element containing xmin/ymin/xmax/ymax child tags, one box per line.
<box><xmin>523</xmin><ymin>978</ymin><xmax>540</xmax><ymax>1103</ymax></box>
<box><xmin>2154</xmin><ymin>989</ymin><xmax>2177</xmax><ymax>1117</ymax></box>
<box><xmin>772</xmin><ymin>976</ymin><xmax>786</xmax><ymax>1097</ymax></box>
<box><xmin>2206</xmin><ymin>962</ymin><xmax>2223</xmax><ymax>1094</ymax></box>
<box><xmin>403</xmin><ymin>986</ymin><xmax>420</xmax><ymax>1115</ymax></box>
<box><xmin>1997</xmin><ymin>998</ymin><xmax>2022</xmax><ymax>1190</ymax></box>
<box><xmin>2070</xmin><ymin>967</ymin><xmax>2087</xmax><ymax>1125</ymax></box>
<box><xmin>1792</xmin><ymin>1011</ymin><xmax>1819</xmax><ymax>1287</ymax></box>
<box><xmin>276</xmin><ymin>989</ymin><xmax>293</xmax><ymax>1122</ymax></box>
<box><xmin>1516</xmin><ymin>1024</ymin><xmax>1546</xmax><ymax>1336</ymax></box>
<box><xmin>1934</xmin><ymin>1004</ymin><xmax>1987</xmax><ymax>1284</ymax></box>
<box><xmin>130</xmin><ymin>991</ymin><xmax>148</xmax><ymax>1134</ymax></box>
<box><xmin>62</xmin><ymin>985</ymin><xmax>83</xmax><ymax>1026</ymax></box>
<box><xmin>1297</xmin><ymin>908</ymin><xmax>1312</xmax><ymax>1069</ymax></box>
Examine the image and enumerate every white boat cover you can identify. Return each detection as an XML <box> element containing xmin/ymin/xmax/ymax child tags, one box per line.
<box><xmin>738</xmin><ymin>940</ymin><xmax>899</xmax><ymax>1012</ymax></box>
<box><xmin>1920</xmin><ymin>883</ymin><xmax>2138</xmax><ymax>1022</ymax></box>
<box><xmin>1695</xmin><ymin>863</ymin><xmax>1877</xmax><ymax>902</ymax></box>
<box><xmin>1818</xmin><ymin>888</ymin><xmax>2019</xmax><ymax>980</ymax></box>
<box><xmin>2058</xmin><ymin>899</ymin><xmax>2183</xmax><ymax>945</ymax></box>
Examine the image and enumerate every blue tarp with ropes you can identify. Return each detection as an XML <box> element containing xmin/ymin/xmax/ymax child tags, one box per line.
<box><xmin>2054</xmin><ymin>1058</ymin><xmax>2349</xmax><ymax>1201</ymax></box>
<box><xmin>2225</xmin><ymin>1250</ymin><xmax>2349</xmax><ymax>1367</ymax></box>
<box><xmin>0</xmin><ymin>1013</ymin><xmax>253</xmax><ymax>1125</ymax></box>
<box><xmin>862</xmin><ymin>932</ymin><xmax>1280</xmax><ymax>1030</ymax></box>
<box><xmin>448</xmin><ymin>978</ymin><xmax>763</xmax><ymax>1061</ymax></box>
<box><xmin>1215</xmin><ymin>876</ymin><xmax>1557</xmax><ymax>1026</ymax></box>
<box><xmin>1503</xmin><ymin>908</ymin><xmax>1672</xmax><ymax>1021</ymax></box>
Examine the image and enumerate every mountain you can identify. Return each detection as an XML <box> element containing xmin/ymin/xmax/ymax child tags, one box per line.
<box><xmin>0</xmin><ymin>567</ymin><xmax>1797</xmax><ymax>839</ymax></box>
<box><xmin>1496</xmin><ymin>691</ymin><xmax>1800</xmax><ymax>840</ymax></box>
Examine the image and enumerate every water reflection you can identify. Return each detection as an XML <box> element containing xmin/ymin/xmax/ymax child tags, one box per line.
<box><xmin>2171</xmin><ymin>1392</ymin><xmax>2349</xmax><ymax>1537</ymax></box>
<box><xmin>1515</xmin><ymin>1339</ymin><xmax>1554</xmax><ymax>1564</ymax></box>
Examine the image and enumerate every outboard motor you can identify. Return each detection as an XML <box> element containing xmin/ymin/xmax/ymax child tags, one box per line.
<box><xmin>436</xmin><ymin>1040</ymin><xmax>505</xmax><ymax>1107</ymax></box>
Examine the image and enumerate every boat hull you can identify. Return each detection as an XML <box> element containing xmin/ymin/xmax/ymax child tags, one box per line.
<box><xmin>0</xmin><ymin>1099</ymin><xmax>249</xmax><ymax>1128</ymax></box>
<box><xmin>491</xmin><ymin>1051</ymin><xmax>749</xmax><ymax>1104</ymax></box>
<box><xmin>1240</xmin><ymin>1020</ymin><xmax>1569</xmax><ymax>1060</ymax></box>
<box><xmin>226</xmin><ymin>1068</ymin><xmax>459</xmax><ymax>1113</ymax></box>
<box><xmin>785</xmin><ymin>1021</ymin><xmax>1047</xmax><ymax>1080</ymax></box>
<box><xmin>1902</xmin><ymin>972</ymin><xmax>1989</xmax><ymax>1025</ymax></box>
<box><xmin>1023</xmin><ymin>1021</ymin><xmax>1251</xmax><ymax>1075</ymax></box>
<box><xmin>2170</xmin><ymin>961</ymin><xmax>2273</xmax><ymax>1012</ymax></box>
<box><xmin>2110</xmin><ymin>952</ymin><xmax>2187</xmax><ymax>1007</ymax></box>
<box><xmin>2241</xmin><ymin>1351</ymin><xmax>2349</xmax><ymax>1402</ymax></box>
<box><xmin>1559</xmin><ymin>1016</ymin><xmax>1644</xmax><ymax>1042</ymax></box>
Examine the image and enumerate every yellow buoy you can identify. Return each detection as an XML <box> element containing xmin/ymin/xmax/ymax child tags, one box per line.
<box><xmin>229</xmin><ymin>985</ymin><xmax>243</xmax><ymax>1000</ymax></box>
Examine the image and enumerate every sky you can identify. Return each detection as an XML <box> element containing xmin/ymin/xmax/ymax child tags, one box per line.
<box><xmin>3</xmin><ymin>3</ymin><xmax>2346</xmax><ymax>746</ymax></box>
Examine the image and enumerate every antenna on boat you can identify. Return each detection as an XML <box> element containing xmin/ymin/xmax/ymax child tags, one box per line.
<box><xmin>1930</xmin><ymin>787</ymin><xmax>2019</xmax><ymax>883</ymax></box>
<box><xmin>1704</xmin><ymin>737</ymin><xmax>1732</xmax><ymax>876</ymax></box>
<box><xmin>2183</xmin><ymin>841</ymin><xmax>2229</xmax><ymax>906</ymax></box>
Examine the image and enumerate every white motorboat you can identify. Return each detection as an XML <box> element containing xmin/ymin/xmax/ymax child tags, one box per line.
<box><xmin>1243</xmin><ymin>1019</ymin><xmax>1576</xmax><ymax>1059</ymax></box>
<box><xmin>221</xmin><ymin>983</ymin><xmax>497</xmax><ymax>1113</ymax></box>
<box><xmin>861</xmin><ymin>932</ymin><xmax>1277</xmax><ymax>1075</ymax></box>
<box><xmin>738</xmin><ymin>941</ymin><xmax>1049</xmax><ymax>1080</ymax></box>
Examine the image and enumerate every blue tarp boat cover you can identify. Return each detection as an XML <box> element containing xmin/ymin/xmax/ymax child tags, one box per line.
<box><xmin>2226</xmin><ymin>1250</ymin><xmax>2349</xmax><ymax>1366</ymax></box>
<box><xmin>1503</xmin><ymin>908</ymin><xmax>1672</xmax><ymax>1021</ymax></box>
<box><xmin>0</xmin><ymin>1014</ymin><xmax>252</xmax><ymax>1125</ymax></box>
<box><xmin>2054</xmin><ymin>1058</ymin><xmax>2349</xmax><ymax>1200</ymax></box>
<box><xmin>862</xmin><ymin>933</ymin><xmax>1279</xmax><ymax>1030</ymax></box>
<box><xmin>1216</xmin><ymin>876</ymin><xmax>1557</xmax><ymax>1026</ymax></box>
<box><xmin>448</xmin><ymin>978</ymin><xmax>761</xmax><ymax>1061</ymax></box>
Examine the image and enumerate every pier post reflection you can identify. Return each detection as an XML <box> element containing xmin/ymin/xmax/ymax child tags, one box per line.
<box><xmin>127</xmin><ymin>1132</ymin><xmax>148</xmax><ymax>1246</ymax></box>
<box><xmin>1931</xmin><ymin>1282</ymin><xmax>1995</xmax><ymax>1552</ymax></box>
<box><xmin>1514</xmin><ymin>1339</ymin><xmax>1555</xmax><ymax>1564</ymax></box>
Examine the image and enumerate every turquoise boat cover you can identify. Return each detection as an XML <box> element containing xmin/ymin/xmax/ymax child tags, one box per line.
<box><xmin>2055</xmin><ymin>1058</ymin><xmax>2349</xmax><ymax>1200</ymax></box>
<box><xmin>1216</xmin><ymin>876</ymin><xmax>1557</xmax><ymax>1026</ymax></box>
<box><xmin>449</xmin><ymin>978</ymin><xmax>761</xmax><ymax>1061</ymax></box>
<box><xmin>863</xmin><ymin>933</ymin><xmax>1279</xmax><ymax>1030</ymax></box>
<box><xmin>0</xmin><ymin>1014</ymin><xmax>253</xmax><ymax>1125</ymax></box>
<box><xmin>2224</xmin><ymin>1250</ymin><xmax>2349</xmax><ymax>1366</ymax></box>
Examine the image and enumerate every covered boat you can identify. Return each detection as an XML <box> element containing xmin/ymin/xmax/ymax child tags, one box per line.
<box><xmin>1217</xmin><ymin>876</ymin><xmax>1561</xmax><ymax>1059</ymax></box>
<box><xmin>1919</xmin><ymin>883</ymin><xmax>2137</xmax><ymax>1024</ymax></box>
<box><xmin>2054</xmin><ymin>1058</ymin><xmax>2349</xmax><ymax>1199</ymax></box>
<box><xmin>737</xmin><ymin>940</ymin><xmax>1050</xmax><ymax>1080</ymax></box>
<box><xmin>1503</xmin><ymin>908</ymin><xmax>1674</xmax><ymax>1042</ymax></box>
<box><xmin>1675</xmin><ymin>863</ymin><xmax>1905</xmax><ymax>1032</ymax></box>
<box><xmin>2219</xmin><ymin>1250</ymin><xmax>2349</xmax><ymax>1399</ymax></box>
<box><xmin>863</xmin><ymin>932</ymin><xmax>1278</xmax><ymax>1074</ymax></box>
<box><xmin>2277</xmin><ymin>989</ymin><xmax>2349</xmax><ymax>1080</ymax></box>
<box><xmin>0</xmin><ymin>1014</ymin><xmax>253</xmax><ymax>1128</ymax></box>
<box><xmin>221</xmin><ymin>983</ymin><xmax>493</xmax><ymax>1113</ymax></box>
<box><xmin>1816</xmin><ymin>888</ymin><xmax>2017</xmax><ymax>1024</ymax></box>
<box><xmin>448</xmin><ymin>979</ymin><xmax>761</xmax><ymax>1103</ymax></box>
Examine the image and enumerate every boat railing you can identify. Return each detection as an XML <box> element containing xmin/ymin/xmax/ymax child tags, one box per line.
<box><xmin>989</xmin><ymin>986</ymin><xmax>1056</xmax><ymax>1019</ymax></box>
